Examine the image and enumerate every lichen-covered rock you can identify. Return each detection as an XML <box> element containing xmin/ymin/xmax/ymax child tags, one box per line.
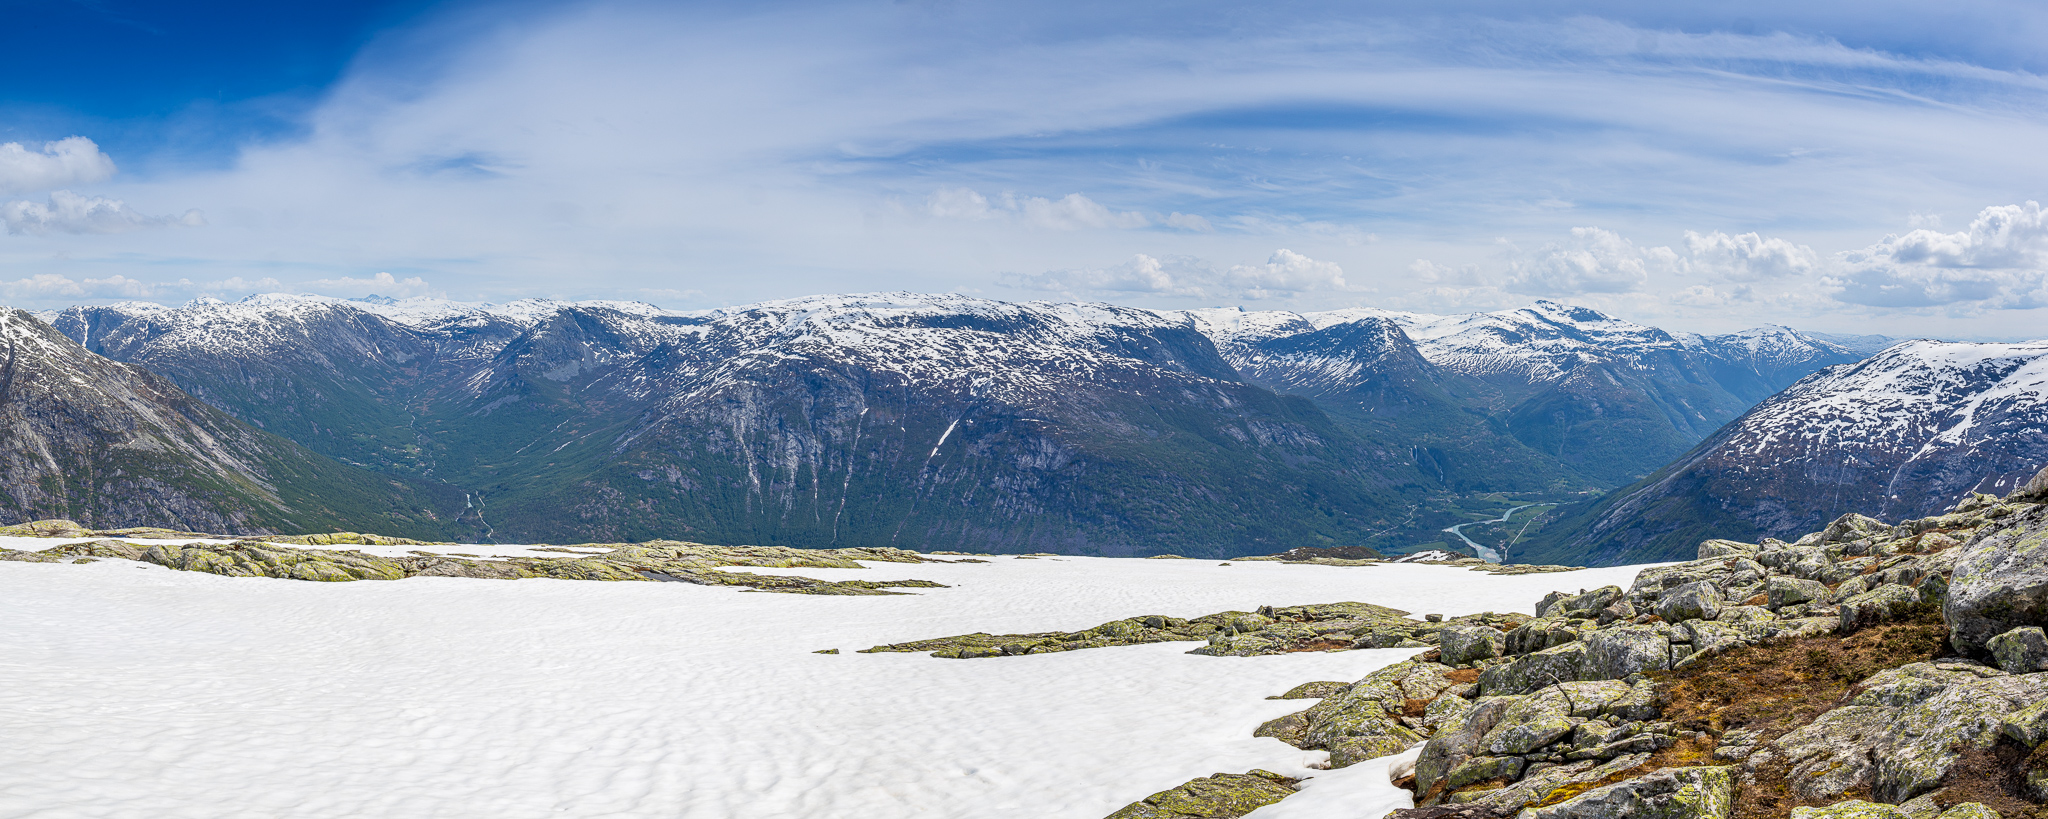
<box><xmin>1769</xmin><ymin>705</ymin><xmax>1895</xmax><ymax>801</ymax></box>
<box><xmin>1823</xmin><ymin>513</ymin><xmax>1893</xmax><ymax>544</ymax></box>
<box><xmin>1657</xmin><ymin>581</ymin><xmax>1725</xmax><ymax>623</ymax></box>
<box><xmin>1435</xmin><ymin>752</ymin><xmax>1650</xmax><ymax>814</ymax></box>
<box><xmin>1875</xmin><ymin>671</ymin><xmax>2048</xmax><ymax>802</ymax></box>
<box><xmin>1933</xmin><ymin>804</ymin><xmax>2003</xmax><ymax>819</ymax></box>
<box><xmin>1837</xmin><ymin>584</ymin><xmax>1924</xmax><ymax>634</ymax></box>
<box><xmin>1415</xmin><ymin>697</ymin><xmax>1517</xmax><ymax>795</ymax></box>
<box><xmin>2001</xmin><ymin>698</ymin><xmax>2048</xmax><ymax>747</ymax></box>
<box><xmin>1270</xmin><ymin>681</ymin><xmax>1348</xmax><ymax>700</ymax></box>
<box><xmin>1768</xmin><ymin>576</ymin><xmax>1833</xmax><ymax>610</ymax></box>
<box><xmin>142</xmin><ymin>541</ymin><xmax>411</xmax><ymax>581</ymax></box>
<box><xmin>1444</xmin><ymin>755</ymin><xmax>1524</xmax><ymax>789</ymax></box>
<box><xmin>1296</xmin><ymin>660</ymin><xmax>1453</xmax><ymax>766</ymax></box>
<box><xmin>1848</xmin><ymin>662</ymin><xmax>2006</xmax><ymax>708</ymax></box>
<box><xmin>1441</xmin><ymin>625</ymin><xmax>1507</xmax><ymax>666</ymax></box>
<box><xmin>1252</xmin><ymin>711</ymin><xmax>1310</xmax><ymax>746</ymax></box>
<box><xmin>1507</xmin><ymin>618</ymin><xmax>1587</xmax><ymax>656</ymax></box>
<box><xmin>1790</xmin><ymin>800</ymin><xmax>1910</xmax><ymax>819</ymax></box>
<box><xmin>1102</xmin><ymin>769</ymin><xmax>1299</xmax><ymax>818</ymax></box>
<box><xmin>2012</xmin><ymin>463</ymin><xmax>2048</xmax><ymax>503</ymax></box>
<box><xmin>1186</xmin><ymin>601</ymin><xmax>1431</xmax><ymax>656</ymax></box>
<box><xmin>1518</xmin><ymin>766</ymin><xmax>1733</xmax><ymax>819</ymax></box>
<box><xmin>1539</xmin><ymin>587</ymin><xmax>1625</xmax><ymax>620</ymax></box>
<box><xmin>1584</xmin><ymin>626</ymin><xmax>1671</xmax><ymax>680</ymax></box>
<box><xmin>1988</xmin><ymin>626</ymin><xmax>2048</xmax><ymax>674</ymax></box>
<box><xmin>1944</xmin><ymin>504</ymin><xmax>2048</xmax><ymax>657</ymax></box>
<box><xmin>1477</xmin><ymin>697</ymin><xmax>1576</xmax><ymax>755</ymax></box>
<box><xmin>1698</xmin><ymin>539</ymin><xmax>1760</xmax><ymax>559</ymax></box>
<box><xmin>1479</xmin><ymin>642</ymin><xmax>1589</xmax><ymax>695</ymax></box>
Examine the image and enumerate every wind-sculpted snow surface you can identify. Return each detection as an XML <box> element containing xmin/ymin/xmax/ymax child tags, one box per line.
<box><xmin>0</xmin><ymin>550</ymin><xmax>1648</xmax><ymax>819</ymax></box>
<box><xmin>1522</xmin><ymin>340</ymin><xmax>2048</xmax><ymax>566</ymax></box>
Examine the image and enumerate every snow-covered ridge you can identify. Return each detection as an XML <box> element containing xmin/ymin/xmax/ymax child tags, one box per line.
<box><xmin>1725</xmin><ymin>339</ymin><xmax>2048</xmax><ymax>464</ymax></box>
<box><xmin>1176</xmin><ymin>299</ymin><xmax>1857</xmax><ymax>387</ymax></box>
<box><xmin>44</xmin><ymin>291</ymin><xmax>1859</xmax><ymax>398</ymax></box>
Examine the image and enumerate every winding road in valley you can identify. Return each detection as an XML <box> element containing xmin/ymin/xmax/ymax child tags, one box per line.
<box><xmin>1443</xmin><ymin>503</ymin><xmax>1549</xmax><ymax>563</ymax></box>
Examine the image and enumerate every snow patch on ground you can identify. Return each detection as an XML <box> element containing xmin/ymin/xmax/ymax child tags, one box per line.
<box><xmin>0</xmin><ymin>555</ymin><xmax>1645</xmax><ymax>818</ymax></box>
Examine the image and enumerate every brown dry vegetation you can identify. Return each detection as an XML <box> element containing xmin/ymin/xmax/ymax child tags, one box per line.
<box><xmin>1652</xmin><ymin>604</ymin><xmax>1949</xmax><ymax>819</ymax></box>
<box><xmin>1934</xmin><ymin>742</ymin><xmax>2048</xmax><ymax>819</ymax></box>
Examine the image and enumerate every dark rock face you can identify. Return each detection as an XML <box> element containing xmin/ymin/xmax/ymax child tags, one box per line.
<box><xmin>0</xmin><ymin>310</ymin><xmax>462</xmax><ymax>537</ymax></box>
<box><xmin>1523</xmin><ymin>341</ymin><xmax>2048</xmax><ymax>566</ymax></box>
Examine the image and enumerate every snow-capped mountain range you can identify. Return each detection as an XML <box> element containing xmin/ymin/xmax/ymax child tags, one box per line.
<box><xmin>1522</xmin><ymin>339</ymin><xmax>2048</xmax><ymax>565</ymax></box>
<box><xmin>19</xmin><ymin>290</ymin><xmax>1926</xmax><ymax>556</ymax></box>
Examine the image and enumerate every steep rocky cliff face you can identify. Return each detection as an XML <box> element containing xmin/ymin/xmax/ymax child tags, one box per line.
<box><xmin>1522</xmin><ymin>341</ymin><xmax>2048</xmax><ymax>566</ymax></box>
<box><xmin>0</xmin><ymin>309</ymin><xmax>467</xmax><ymax>536</ymax></box>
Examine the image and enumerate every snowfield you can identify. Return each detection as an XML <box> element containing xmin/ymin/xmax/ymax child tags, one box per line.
<box><xmin>0</xmin><ymin>552</ymin><xmax>1647</xmax><ymax>819</ymax></box>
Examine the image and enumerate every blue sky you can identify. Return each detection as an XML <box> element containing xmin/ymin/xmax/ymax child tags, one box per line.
<box><xmin>4</xmin><ymin>0</ymin><xmax>2048</xmax><ymax>336</ymax></box>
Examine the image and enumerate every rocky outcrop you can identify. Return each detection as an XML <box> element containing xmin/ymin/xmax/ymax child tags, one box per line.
<box><xmin>1</xmin><ymin>537</ymin><xmax>951</xmax><ymax>595</ymax></box>
<box><xmin>1259</xmin><ymin>660</ymin><xmax>1463</xmax><ymax>767</ymax></box>
<box><xmin>1944</xmin><ymin>500</ymin><xmax>2048</xmax><ymax>658</ymax></box>
<box><xmin>1101</xmin><ymin>770</ymin><xmax>1299</xmax><ymax>818</ymax></box>
<box><xmin>860</xmin><ymin>602</ymin><xmax>1512</xmax><ymax>660</ymax></box>
<box><xmin>1376</xmin><ymin>476</ymin><xmax>2048</xmax><ymax>819</ymax></box>
<box><xmin>1519</xmin><ymin>765</ymin><xmax>1734</xmax><ymax>819</ymax></box>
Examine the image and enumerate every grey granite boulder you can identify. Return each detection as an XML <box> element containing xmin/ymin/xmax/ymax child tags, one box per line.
<box><xmin>1440</xmin><ymin>625</ymin><xmax>1506</xmax><ymax>666</ymax></box>
<box><xmin>1479</xmin><ymin>642</ymin><xmax>1589</xmax><ymax>695</ymax></box>
<box><xmin>1414</xmin><ymin>697</ymin><xmax>1516</xmax><ymax>794</ymax></box>
<box><xmin>1584</xmin><ymin>626</ymin><xmax>1671</xmax><ymax>680</ymax></box>
<box><xmin>1838</xmin><ymin>584</ymin><xmax>1922</xmax><ymax>634</ymax></box>
<box><xmin>2002</xmin><ymin>698</ymin><xmax>2048</xmax><ymax>747</ymax></box>
<box><xmin>1539</xmin><ymin>586</ymin><xmax>1625</xmax><ymax>620</ymax></box>
<box><xmin>1697</xmin><ymin>539</ymin><xmax>1759</xmax><ymax>559</ymax></box>
<box><xmin>1657</xmin><ymin>581</ymin><xmax>1724</xmax><ymax>623</ymax></box>
<box><xmin>1788</xmin><ymin>801</ymin><xmax>1910</xmax><ymax>819</ymax></box>
<box><xmin>1874</xmin><ymin>671</ymin><xmax>2048</xmax><ymax>802</ymax></box>
<box><xmin>1517</xmin><ymin>766</ymin><xmax>1734</xmax><ymax>819</ymax></box>
<box><xmin>1945</xmin><ymin>504</ymin><xmax>2048</xmax><ymax>657</ymax></box>
<box><xmin>1989</xmin><ymin>627</ymin><xmax>2048</xmax><ymax>674</ymax></box>
<box><xmin>1768</xmin><ymin>705</ymin><xmax>1896</xmax><ymax>801</ymax></box>
<box><xmin>1768</xmin><ymin>576</ymin><xmax>1832</xmax><ymax>610</ymax></box>
<box><xmin>2011</xmin><ymin>462</ymin><xmax>2048</xmax><ymax>503</ymax></box>
<box><xmin>1507</xmin><ymin>618</ymin><xmax>1587</xmax><ymax>655</ymax></box>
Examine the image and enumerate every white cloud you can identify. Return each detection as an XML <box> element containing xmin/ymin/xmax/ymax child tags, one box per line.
<box><xmin>1683</xmin><ymin>231</ymin><xmax>1818</xmax><ymax>281</ymax></box>
<box><xmin>926</xmin><ymin>188</ymin><xmax>1155</xmax><ymax>231</ymax></box>
<box><xmin>0</xmin><ymin>273</ymin><xmax>159</xmax><ymax>300</ymax></box>
<box><xmin>926</xmin><ymin>188</ymin><xmax>994</xmax><ymax>220</ymax></box>
<box><xmin>1828</xmin><ymin>201</ymin><xmax>2048</xmax><ymax>308</ymax></box>
<box><xmin>1002</xmin><ymin>254</ymin><xmax>1208</xmax><ymax>296</ymax></box>
<box><xmin>306</xmin><ymin>271</ymin><xmax>436</xmax><ymax>298</ymax></box>
<box><xmin>1162</xmin><ymin>212</ymin><xmax>1213</xmax><ymax>232</ymax></box>
<box><xmin>1409</xmin><ymin>258</ymin><xmax>1483</xmax><ymax>286</ymax></box>
<box><xmin>1225</xmin><ymin>249</ymin><xmax>1351</xmax><ymax>298</ymax></box>
<box><xmin>0</xmin><ymin>191</ymin><xmax>204</xmax><ymax>236</ymax></box>
<box><xmin>1668</xmin><ymin>283</ymin><xmax>1755</xmax><ymax>307</ymax></box>
<box><xmin>0</xmin><ymin>137</ymin><xmax>116</xmax><ymax>195</ymax></box>
<box><xmin>1017</xmin><ymin>193</ymin><xmax>1150</xmax><ymax>230</ymax></box>
<box><xmin>1503</xmin><ymin>227</ymin><xmax>1675</xmax><ymax>295</ymax></box>
<box><xmin>1004</xmin><ymin>249</ymin><xmax>1354</xmax><ymax>299</ymax></box>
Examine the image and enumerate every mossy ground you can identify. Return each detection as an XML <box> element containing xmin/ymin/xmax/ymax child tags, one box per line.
<box><xmin>1650</xmin><ymin>605</ymin><xmax>1951</xmax><ymax>819</ymax></box>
